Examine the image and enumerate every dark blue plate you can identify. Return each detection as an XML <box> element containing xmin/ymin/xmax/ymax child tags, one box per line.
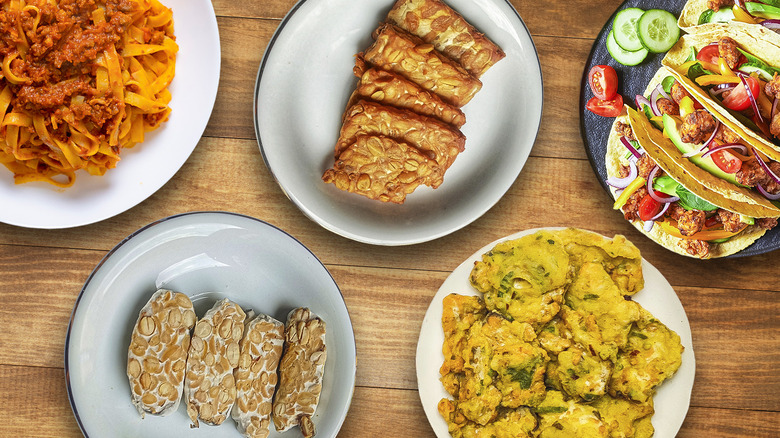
<box><xmin>580</xmin><ymin>0</ymin><xmax>780</xmax><ymax>257</ymax></box>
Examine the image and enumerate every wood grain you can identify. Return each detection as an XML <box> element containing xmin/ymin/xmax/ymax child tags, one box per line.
<box><xmin>0</xmin><ymin>0</ymin><xmax>778</xmax><ymax>437</ymax></box>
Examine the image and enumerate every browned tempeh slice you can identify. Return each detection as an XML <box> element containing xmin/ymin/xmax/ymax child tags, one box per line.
<box><xmin>323</xmin><ymin>134</ymin><xmax>441</xmax><ymax>203</ymax></box>
<box><xmin>127</xmin><ymin>289</ymin><xmax>197</xmax><ymax>417</ymax></box>
<box><xmin>347</xmin><ymin>67</ymin><xmax>466</xmax><ymax>128</ymax></box>
<box><xmin>185</xmin><ymin>298</ymin><xmax>247</xmax><ymax>427</ymax></box>
<box><xmin>272</xmin><ymin>308</ymin><xmax>327</xmax><ymax>438</ymax></box>
<box><xmin>386</xmin><ymin>0</ymin><xmax>505</xmax><ymax>77</ymax></box>
<box><xmin>360</xmin><ymin>23</ymin><xmax>481</xmax><ymax>107</ymax></box>
<box><xmin>232</xmin><ymin>314</ymin><xmax>285</xmax><ymax>438</ymax></box>
<box><xmin>336</xmin><ymin>100</ymin><xmax>465</xmax><ymax>184</ymax></box>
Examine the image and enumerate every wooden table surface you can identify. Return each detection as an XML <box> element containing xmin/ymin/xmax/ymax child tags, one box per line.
<box><xmin>1</xmin><ymin>0</ymin><xmax>778</xmax><ymax>437</ymax></box>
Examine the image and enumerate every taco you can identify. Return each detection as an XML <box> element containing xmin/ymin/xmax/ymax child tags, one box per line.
<box><xmin>606</xmin><ymin>70</ymin><xmax>777</xmax><ymax>259</ymax></box>
<box><xmin>679</xmin><ymin>0</ymin><xmax>780</xmax><ymax>39</ymax></box>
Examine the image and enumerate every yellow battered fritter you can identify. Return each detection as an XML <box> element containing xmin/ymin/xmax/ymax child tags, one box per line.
<box><xmin>439</xmin><ymin>228</ymin><xmax>683</xmax><ymax>438</ymax></box>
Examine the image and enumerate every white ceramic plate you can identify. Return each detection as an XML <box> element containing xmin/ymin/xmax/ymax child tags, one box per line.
<box><xmin>0</xmin><ymin>0</ymin><xmax>220</xmax><ymax>229</ymax></box>
<box><xmin>416</xmin><ymin>228</ymin><xmax>696</xmax><ymax>438</ymax></box>
<box><xmin>65</xmin><ymin>212</ymin><xmax>356</xmax><ymax>438</ymax></box>
<box><xmin>254</xmin><ymin>0</ymin><xmax>543</xmax><ymax>245</ymax></box>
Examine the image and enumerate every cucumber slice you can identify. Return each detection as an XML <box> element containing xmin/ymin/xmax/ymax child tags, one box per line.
<box><xmin>637</xmin><ymin>9</ymin><xmax>681</xmax><ymax>53</ymax></box>
<box><xmin>739</xmin><ymin>63</ymin><xmax>775</xmax><ymax>81</ymax></box>
<box><xmin>699</xmin><ymin>7</ymin><xmax>736</xmax><ymax>24</ymax></box>
<box><xmin>613</xmin><ymin>8</ymin><xmax>645</xmax><ymax>52</ymax></box>
<box><xmin>606</xmin><ymin>29</ymin><xmax>649</xmax><ymax>66</ymax></box>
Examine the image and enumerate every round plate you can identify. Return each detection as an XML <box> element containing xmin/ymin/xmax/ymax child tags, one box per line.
<box><xmin>580</xmin><ymin>0</ymin><xmax>780</xmax><ymax>257</ymax></box>
<box><xmin>254</xmin><ymin>0</ymin><xmax>542</xmax><ymax>246</ymax></box>
<box><xmin>65</xmin><ymin>212</ymin><xmax>356</xmax><ymax>437</ymax></box>
<box><xmin>416</xmin><ymin>228</ymin><xmax>696</xmax><ymax>437</ymax></box>
<box><xmin>0</xmin><ymin>0</ymin><xmax>221</xmax><ymax>229</ymax></box>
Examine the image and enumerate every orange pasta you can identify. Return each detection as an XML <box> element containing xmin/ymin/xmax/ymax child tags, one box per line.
<box><xmin>0</xmin><ymin>0</ymin><xmax>177</xmax><ymax>187</ymax></box>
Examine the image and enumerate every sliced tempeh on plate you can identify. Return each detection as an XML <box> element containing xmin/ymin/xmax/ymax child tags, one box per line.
<box><xmin>185</xmin><ymin>298</ymin><xmax>247</xmax><ymax>427</ymax></box>
<box><xmin>127</xmin><ymin>289</ymin><xmax>197</xmax><ymax>417</ymax></box>
<box><xmin>232</xmin><ymin>313</ymin><xmax>285</xmax><ymax>438</ymax></box>
<box><xmin>273</xmin><ymin>308</ymin><xmax>327</xmax><ymax>438</ymax></box>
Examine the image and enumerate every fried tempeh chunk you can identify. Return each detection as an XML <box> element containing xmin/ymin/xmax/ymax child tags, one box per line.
<box><xmin>273</xmin><ymin>308</ymin><xmax>327</xmax><ymax>438</ymax></box>
<box><xmin>336</xmin><ymin>100</ymin><xmax>465</xmax><ymax>183</ymax></box>
<box><xmin>232</xmin><ymin>314</ymin><xmax>285</xmax><ymax>438</ymax></box>
<box><xmin>360</xmin><ymin>23</ymin><xmax>482</xmax><ymax>107</ymax></box>
<box><xmin>127</xmin><ymin>289</ymin><xmax>197</xmax><ymax>417</ymax></box>
<box><xmin>323</xmin><ymin>134</ymin><xmax>441</xmax><ymax>203</ymax></box>
<box><xmin>347</xmin><ymin>67</ymin><xmax>466</xmax><ymax>128</ymax></box>
<box><xmin>386</xmin><ymin>0</ymin><xmax>505</xmax><ymax>77</ymax></box>
<box><xmin>185</xmin><ymin>298</ymin><xmax>247</xmax><ymax>427</ymax></box>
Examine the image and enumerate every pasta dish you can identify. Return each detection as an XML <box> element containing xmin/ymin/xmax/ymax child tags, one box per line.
<box><xmin>0</xmin><ymin>0</ymin><xmax>177</xmax><ymax>187</ymax></box>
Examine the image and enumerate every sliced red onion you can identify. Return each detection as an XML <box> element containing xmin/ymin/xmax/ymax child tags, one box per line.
<box><xmin>772</xmin><ymin>97</ymin><xmax>779</xmax><ymax>120</ymax></box>
<box><xmin>761</xmin><ymin>19</ymin><xmax>780</xmax><ymax>33</ymax></box>
<box><xmin>757</xmin><ymin>183</ymin><xmax>780</xmax><ymax>200</ymax></box>
<box><xmin>739</xmin><ymin>74</ymin><xmax>765</xmax><ymax>125</ymax></box>
<box><xmin>646</xmin><ymin>165</ymin><xmax>681</xmax><ymax>203</ymax></box>
<box><xmin>643</xmin><ymin>219</ymin><xmax>655</xmax><ymax>232</ymax></box>
<box><xmin>607</xmin><ymin>160</ymin><xmax>638</xmax><ymax>189</ymax></box>
<box><xmin>734</xmin><ymin>0</ymin><xmax>743</xmax><ymax>8</ymax></box>
<box><xmin>620</xmin><ymin>136</ymin><xmax>643</xmax><ymax>159</ymax></box>
<box><xmin>635</xmin><ymin>95</ymin><xmax>652</xmax><ymax>111</ymax></box>
<box><xmin>752</xmin><ymin>148</ymin><xmax>780</xmax><ymax>185</ymax></box>
<box><xmin>651</xmin><ymin>201</ymin><xmax>672</xmax><ymax>221</ymax></box>
<box><xmin>650</xmin><ymin>86</ymin><xmax>662</xmax><ymax>116</ymax></box>
<box><xmin>656</xmin><ymin>83</ymin><xmax>671</xmax><ymax>101</ymax></box>
<box><xmin>701</xmin><ymin>143</ymin><xmax>748</xmax><ymax>159</ymax></box>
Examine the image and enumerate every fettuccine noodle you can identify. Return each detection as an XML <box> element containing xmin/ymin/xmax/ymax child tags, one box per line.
<box><xmin>0</xmin><ymin>0</ymin><xmax>177</xmax><ymax>187</ymax></box>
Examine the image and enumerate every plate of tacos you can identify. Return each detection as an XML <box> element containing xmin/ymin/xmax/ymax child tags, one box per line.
<box><xmin>582</xmin><ymin>0</ymin><xmax>780</xmax><ymax>258</ymax></box>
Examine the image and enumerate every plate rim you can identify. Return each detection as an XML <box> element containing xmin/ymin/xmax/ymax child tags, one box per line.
<box><xmin>253</xmin><ymin>0</ymin><xmax>544</xmax><ymax>246</ymax></box>
<box><xmin>0</xmin><ymin>0</ymin><xmax>221</xmax><ymax>229</ymax></box>
<box><xmin>415</xmin><ymin>226</ymin><xmax>696</xmax><ymax>438</ymax></box>
<box><xmin>64</xmin><ymin>210</ymin><xmax>357</xmax><ymax>437</ymax></box>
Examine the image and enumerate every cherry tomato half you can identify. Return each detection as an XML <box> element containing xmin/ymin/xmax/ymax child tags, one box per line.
<box><xmin>588</xmin><ymin>65</ymin><xmax>618</xmax><ymax>101</ymax></box>
<box><xmin>722</xmin><ymin>76</ymin><xmax>760</xmax><ymax>112</ymax></box>
<box><xmin>586</xmin><ymin>95</ymin><xmax>624</xmax><ymax>118</ymax></box>
<box><xmin>696</xmin><ymin>43</ymin><xmax>720</xmax><ymax>65</ymax></box>
<box><xmin>638</xmin><ymin>193</ymin><xmax>663</xmax><ymax>222</ymax></box>
<box><xmin>710</xmin><ymin>148</ymin><xmax>742</xmax><ymax>174</ymax></box>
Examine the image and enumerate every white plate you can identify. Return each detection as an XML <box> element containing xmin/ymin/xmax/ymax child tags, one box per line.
<box><xmin>0</xmin><ymin>0</ymin><xmax>220</xmax><ymax>229</ymax></box>
<box><xmin>416</xmin><ymin>228</ymin><xmax>696</xmax><ymax>438</ymax></box>
<box><xmin>65</xmin><ymin>212</ymin><xmax>356</xmax><ymax>437</ymax></box>
<box><xmin>254</xmin><ymin>0</ymin><xmax>543</xmax><ymax>245</ymax></box>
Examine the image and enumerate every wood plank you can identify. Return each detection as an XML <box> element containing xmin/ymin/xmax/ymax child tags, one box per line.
<box><xmin>2</xmin><ymin>363</ymin><xmax>777</xmax><ymax>437</ymax></box>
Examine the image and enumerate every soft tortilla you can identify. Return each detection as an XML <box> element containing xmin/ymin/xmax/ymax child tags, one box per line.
<box><xmin>661</xmin><ymin>25</ymin><xmax>780</xmax><ymax>163</ymax></box>
<box><xmin>605</xmin><ymin>108</ymin><xmax>766</xmax><ymax>259</ymax></box>
<box><xmin>678</xmin><ymin>0</ymin><xmax>780</xmax><ymax>44</ymax></box>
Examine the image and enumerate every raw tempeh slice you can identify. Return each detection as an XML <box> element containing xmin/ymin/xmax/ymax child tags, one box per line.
<box><xmin>347</xmin><ymin>67</ymin><xmax>466</xmax><ymax>128</ymax></box>
<box><xmin>386</xmin><ymin>0</ymin><xmax>505</xmax><ymax>77</ymax></box>
<box><xmin>322</xmin><ymin>134</ymin><xmax>441</xmax><ymax>203</ymax></box>
<box><xmin>127</xmin><ymin>289</ymin><xmax>197</xmax><ymax>417</ymax></box>
<box><xmin>232</xmin><ymin>314</ymin><xmax>285</xmax><ymax>438</ymax></box>
<box><xmin>185</xmin><ymin>298</ymin><xmax>247</xmax><ymax>427</ymax></box>
<box><xmin>272</xmin><ymin>308</ymin><xmax>327</xmax><ymax>438</ymax></box>
<box><xmin>360</xmin><ymin>23</ymin><xmax>482</xmax><ymax>107</ymax></box>
<box><xmin>336</xmin><ymin>100</ymin><xmax>465</xmax><ymax>185</ymax></box>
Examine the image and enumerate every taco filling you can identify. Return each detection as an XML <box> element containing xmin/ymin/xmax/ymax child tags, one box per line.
<box><xmin>637</xmin><ymin>66</ymin><xmax>780</xmax><ymax>204</ymax></box>
<box><xmin>610</xmin><ymin>118</ymin><xmax>777</xmax><ymax>258</ymax></box>
<box><xmin>694</xmin><ymin>0</ymin><xmax>780</xmax><ymax>30</ymax></box>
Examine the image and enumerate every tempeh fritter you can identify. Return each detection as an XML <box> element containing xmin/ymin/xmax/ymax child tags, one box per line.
<box><xmin>386</xmin><ymin>0</ymin><xmax>505</xmax><ymax>77</ymax></box>
<box><xmin>361</xmin><ymin>23</ymin><xmax>482</xmax><ymax>107</ymax></box>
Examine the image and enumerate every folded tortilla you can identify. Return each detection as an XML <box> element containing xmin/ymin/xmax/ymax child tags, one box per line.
<box><xmin>662</xmin><ymin>25</ymin><xmax>780</xmax><ymax>162</ymax></box>
<box><xmin>678</xmin><ymin>0</ymin><xmax>780</xmax><ymax>43</ymax></box>
<box><xmin>386</xmin><ymin>0</ymin><xmax>505</xmax><ymax>77</ymax></box>
<box><xmin>360</xmin><ymin>23</ymin><xmax>482</xmax><ymax>107</ymax></box>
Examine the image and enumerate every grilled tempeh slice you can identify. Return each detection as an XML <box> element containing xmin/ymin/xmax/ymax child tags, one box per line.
<box><xmin>323</xmin><ymin>134</ymin><xmax>441</xmax><ymax>203</ymax></box>
<box><xmin>272</xmin><ymin>308</ymin><xmax>327</xmax><ymax>438</ymax></box>
<box><xmin>347</xmin><ymin>67</ymin><xmax>466</xmax><ymax>128</ymax></box>
<box><xmin>360</xmin><ymin>23</ymin><xmax>482</xmax><ymax>107</ymax></box>
<box><xmin>386</xmin><ymin>0</ymin><xmax>505</xmax><ymax>78</ymax></box>
<box><xmin>127</xmin><ymin>289</ymin><xmax>197</xmax><ymax>417</ymax></box>
<box><xmin>185</xmin><ymin>298</ymin><xmax>247</xmax><ymax>427</ymax></box>
<box><xmin>232</xmin><ymin>314</ymin><xmax>285</xmax><ymax>438</ymax></box>
<box><xmin>336</xmin><ymin>100</ymin><xmax>465</xmax><ymax>186</ymax></box>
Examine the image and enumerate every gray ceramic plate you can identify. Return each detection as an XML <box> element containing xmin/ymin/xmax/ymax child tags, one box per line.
<box><xmin>66</xmin><ymin>212</ymin><xmax>356</xmax><ymax>437</ymax></box>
